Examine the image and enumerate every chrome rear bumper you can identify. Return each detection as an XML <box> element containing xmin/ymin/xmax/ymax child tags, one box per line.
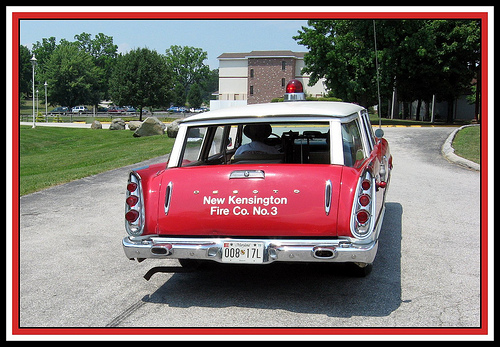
<box><xmin>122</xmin><ymin>236</ymin><xmax>378</xmax><ymax>265</ymax></box>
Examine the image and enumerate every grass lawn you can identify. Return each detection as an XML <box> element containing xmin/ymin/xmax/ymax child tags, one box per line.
<box><xmin>19</xmin><ymin>126</ymin><xmax>175</xmax><ymax>195</ymax></box>
<box><xmin>452</xmin><ymin>125</ymin><xmax>481</xmax><ymax>164</ymax></box>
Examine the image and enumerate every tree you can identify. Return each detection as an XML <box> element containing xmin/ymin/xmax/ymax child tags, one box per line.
<box><xmin>187</xmin><ymin>83</ymin><xmax>202</xmax><ymax>109</ymax></box>
<box><xmin>74</xmin><ymin>32</ymin><xmax>118</xmax><ymax>62</ymax></box>
<box><xmin>428</xmin><ymin>20</ymin><xmax>481</xmax><ymax>122</ymax></box>
<box><xmin>30</xmin><ymin>37</ymin><xmax>58</xmax><ymax>100</ymax></box>
<box><xmin>44</xmin><ymin>42</ymin><xmax>103</xmax><ymax>107</ymax></box>
<box><xmin>201</xmin><ymin>68</ymin><xmax>220</xmax><ymax>103</ymax></box>
<box><xmin>294</xmin><ymin>19</ymin><xmax>481</xmax><ymax>121</ymax></box>
<box><xmin>294</xmin><ymin>20</ymin><xmax>378</xmax><ymax>107</ymax></box>
<box><xmin>29</xmin><ymin>33</ymin><xmax>118</xmax><ymax>107</ymax></box>
<box><xmin>164</xmin><ymin>45</ymin><xmax>210</xmax><ymax>105</ymax></box>
<box><xmin>31</xmin><ymin>37</ymin><xmax>58</xmax><ymax>76</ymax></box>
<box><xmin>109</xmin><ymin>48</ymin><xmax>172</xmax><ymax>120</ymax></box>
<box><xmin>74</xmin><ymin>32</ymin><xmax>118</xmax><ymax>101</ymax></box>
<box><xmin>19</xmin><ymin>45</ymin><xmax>33</xmax><ymax>98</ymax></box>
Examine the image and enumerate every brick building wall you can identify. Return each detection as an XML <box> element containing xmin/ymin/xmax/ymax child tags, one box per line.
<box><xmin>247</xmin><ymin>57</ymin><xmax>296</xmax><ymax>104</ymax></box>
<box><xmin>212</xmin><ymin>51</ymin><xmax>327</xmax><ymax>110</ymax></box>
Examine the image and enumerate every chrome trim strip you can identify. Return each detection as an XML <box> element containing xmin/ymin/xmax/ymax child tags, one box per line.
<box><xmin>325</xmin><ymin>179</ymin><xmax>332</xmax><ymax>216</ymax></box>
<box><xmin>164</xmin><ymin>181</ymin><xmax>173</xmax><ymax>215</ymax></box>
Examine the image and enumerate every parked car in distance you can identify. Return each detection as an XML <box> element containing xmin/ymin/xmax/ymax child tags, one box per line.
<box><xmin>123</xmin><ymin>106</ymin><xmax>136</xmax><ymax>113</ymax></box>
<box><xmin>108</xmin><ymin>106</ymin><xmax>126</xmax><ymax>114</ymax></box>
<box><xmin>191</xmin><ymin>107</ymin><xmax>209</xmax><ymax>113</ymax></box>
<box><xmin>168</xmin><ymin>106</ymin><xmax>188</xmax><ymax>113</ymax></box>
<box><xmin>71</xmin><ymin>106</ymin><xmax>89</xmax><ymax>113</ymax></box>
<box><xmin>167</xmin><ymin>106</ymin><xmax>178</xmax><ymax>113</ymax></box>
<box><xmin>122</xmin><ymin>80</ymin><xmax>392</xmax><ymax>277</ymax></box>
<box><xmin>48</xmin><ymin>106</ymin><xmax>69</xmax><ymax>114</ymax></box>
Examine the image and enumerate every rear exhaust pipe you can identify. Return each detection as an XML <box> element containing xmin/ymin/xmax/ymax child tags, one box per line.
<box><xmin>312</xmin><ymin>246</ymin><xmax>337</xmax><ymax>259</ymax></box>
<box><xmin>151</xmin><ymin>243</ymin><xmax>172</xmax><ymax>256</ymax></box>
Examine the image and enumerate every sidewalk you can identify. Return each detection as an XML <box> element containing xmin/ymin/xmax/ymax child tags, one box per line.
<box><xmin>20</xmin><ymin>121</ymin><xmax>110</xmax><ymax>129</ymax></box>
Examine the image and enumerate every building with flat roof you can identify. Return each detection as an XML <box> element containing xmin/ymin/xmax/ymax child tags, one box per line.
<box><xmin>211</xmin><ymin>50</ymin><xmax>327</xmax><ymax>110</ymax></box>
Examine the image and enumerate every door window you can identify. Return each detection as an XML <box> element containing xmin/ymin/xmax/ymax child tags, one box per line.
<box><xmin>341</xmin><ymin>120</ymin><xmax>366</xmax><ymax>167</ymax></box>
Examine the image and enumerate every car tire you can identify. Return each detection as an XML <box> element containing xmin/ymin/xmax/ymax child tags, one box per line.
<box><xmin>178</xmin><ymin>258</ymin><xmax>202</xmax><ymax>269</ymax></box>
<box><xmin>348</xmin><ymin>262</ymin><xmax>373</xmax><ymax>277</ymax></box>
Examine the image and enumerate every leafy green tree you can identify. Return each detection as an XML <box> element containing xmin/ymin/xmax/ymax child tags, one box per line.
<box><xmin>200</xmin><ymin>68</ymin><xmax>219</xmax><ymax>103</ymax></box>
<box><xmin>74</xmin><ymin>32</ymin><xmax>118</xmax><ymax>101</ymax></box>
<box><xmin>294</xmin><ymin>20</ymin><xmax>378</xmax><ymax>107</ymax></box>
<box><xmin>427</xmin><ymin>20</ymin><xmax>481</xmax><ymax>122</ymax></box>
<box><xmin>164</xmin><ymin>45</ymin><xmax>210</xmax><ymax>105</ymax></box>
<box><xmin>74</xmin><ymin>32</ymin><xmax>118</xmax><ymax>61</ymax></box>
<box><xmin>30</xmin><ymin>37</ymin><xmax>58</xmax><ymax>101</ymax></box>
<box><xmin>294</xmin><ymin>19</ymin><xmax>481</xmax><ymax>121</ymax></box>
<box><xmin>19</xmin><ymin>44</ymin><xmax>33</xmax><ymax>98</ymax></box>
<box><xmin>44</xmin><ymin>42</ymin><xmax>103</xmax><ymax>108</ymax></box>
<box><xmin>31</xmin><ymin>37</ymin><xmax>58</xmax><ymax>76</ymax></box>
<box><xmin>109</xmin><ymin>48</ymin><xmax>172</xmax><ymax>120</ymax></box>
<box><xmin>187</xmin><ymin>83</ymin><xmax>202</xmax><ymax>109</ymax></box>
<box><xmin>171</xmin><ymin>83</ymin><xmax>186</xmax><ymax>107</ymax></box>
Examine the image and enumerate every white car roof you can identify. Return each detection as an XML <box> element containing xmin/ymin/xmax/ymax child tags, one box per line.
<box><xmin>181</xmin><ymin>101</ymin><xmax>365</xmax><ymax>123</ymax></box>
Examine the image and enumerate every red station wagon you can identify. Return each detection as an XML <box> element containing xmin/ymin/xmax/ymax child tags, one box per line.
<box><xmin>122</xmin><ymin>80</ymin><xmax>392</xmax><ymax>277</ymax></box>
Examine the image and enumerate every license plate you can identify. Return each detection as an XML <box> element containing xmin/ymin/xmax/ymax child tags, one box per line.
<box><xmin>222</xmin><ymin>242</ymin><xmax>264</xmax><ymax>263</ymax></box>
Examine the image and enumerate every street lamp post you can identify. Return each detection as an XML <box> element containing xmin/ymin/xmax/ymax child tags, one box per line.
<box><xmin>30</xmin><ymin>54</ymin><xmax>37</xmax><ymax>128</ymax></box>
<box><xmin>44</xmin><ymin>81</ymin><xmax>48</xmax><ymax>122</ymax></box>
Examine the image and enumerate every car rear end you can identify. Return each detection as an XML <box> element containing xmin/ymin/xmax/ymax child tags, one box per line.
<box><xmin>123</xmin><ymin>115</ymin><xmax>384</xmax><ymax>270</ymax></box>
<box><xmin>122</xmin><ymin>164</ymin><xmax>380</xmax><ymax>266</ymax></box>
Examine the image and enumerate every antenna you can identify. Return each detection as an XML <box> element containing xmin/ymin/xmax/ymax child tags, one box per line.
<box><xmin>373</xmin><ymin>20</ymin><xmax>382</xmax><ymax>130</ymax></box>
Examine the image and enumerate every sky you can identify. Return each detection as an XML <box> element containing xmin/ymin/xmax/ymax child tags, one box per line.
<box><xmin>19</xmin><ymin>19</ymin><xmax>309</xmax><ymax>69</ymax></box>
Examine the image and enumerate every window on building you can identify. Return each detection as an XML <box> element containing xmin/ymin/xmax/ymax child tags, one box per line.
<box><xmin>250</xmin><ymin>69</ymin><xmax>254</xmax><ymax>78</ymax></box>
<box><xmin>281</xmin><ymin>61</ymin><xmax>286</xmax><ymax>70</ymax></box>
<box><xmin>281</xmin><ymin>78</ymin><xmax>286</xmax><ymax>87</ymax></box>
<box><xmin>250</xmin><ymin>86</ymin><xmax>254</xmax><ymax>95</ymax></box>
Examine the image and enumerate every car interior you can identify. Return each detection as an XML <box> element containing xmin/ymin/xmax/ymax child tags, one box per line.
<box><xmin>180</xmin><ymin>122</ymin><xmax>333</xmax><ymax>167</ymax></box>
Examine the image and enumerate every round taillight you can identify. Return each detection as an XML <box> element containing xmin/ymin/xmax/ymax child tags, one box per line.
<box><xmin>286</xmin><ymin>79</ymin><xmax>304</xmax><ymax>94</ymax></box>
<box><xmin>356</xmin><ymin>210</ymin><xmax>370</xmax><ymax>225</ymax></box>
<box><xmin>359</xmin><ymin>194</ymin><xmax>370</xmax><ymax>207</ymax></box>
<box><xmin>127</xmin><ymin>182</ymin><xmax>138</xmax><ymax>192</ymax></box>
<box><xmin>361</xmin><ymin>179</ymin><xmax>371</xmax><ymax>191</ymax></box>
<box><xmin>125</xmin><ymin>209</ymin><xmax>140</xmax><ymax>222</ymax></box>
<box><xmin>126</xmin><ymin>195</ymin><xmax>139</xmax><ymax>207</ymax></box>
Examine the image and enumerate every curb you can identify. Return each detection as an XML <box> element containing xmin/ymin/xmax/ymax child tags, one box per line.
<box><xmin>441</xmin><ymin>124</ymin><xmax>480</xmax><ymax>171</ymax></box>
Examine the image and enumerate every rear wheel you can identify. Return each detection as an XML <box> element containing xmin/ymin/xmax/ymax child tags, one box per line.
<box><xmin>348</xmin><ymin>262</ymin><xmax>373</xmax><ymax>277</ymax></box>
<box><xmin>178</xmin><ymin>259</ymin><xmax>201</xmax><ymax>269</ymax></box>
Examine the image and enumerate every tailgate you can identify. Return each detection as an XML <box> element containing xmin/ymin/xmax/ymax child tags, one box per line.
<box><xmin>156</xmin><ymin>164</ymin><xmax>343</xmax><ymax>237</ymax></box>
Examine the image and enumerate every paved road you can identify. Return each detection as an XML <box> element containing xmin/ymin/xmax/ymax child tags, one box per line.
<box><xmin>17</xmin><ymin>127</ymin><xmax>482</xmax><ymax>334</ymax></box>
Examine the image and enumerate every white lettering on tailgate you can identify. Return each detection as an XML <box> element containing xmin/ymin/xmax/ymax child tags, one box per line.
<box><xmin>203</xmin><ymin>194</ymin><xmax>288</xmax><ymax>216</ymax></box>
<box><xmin>203</xmin><ymin>196</ymin><xmax>226</xmax><ymax>205</ymax></box>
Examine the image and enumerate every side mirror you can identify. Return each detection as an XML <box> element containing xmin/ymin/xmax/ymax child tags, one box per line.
<box><xmin>375</xmin><ymin>128</ymin><xmax>384</xmax><ymax>138</ymax></box>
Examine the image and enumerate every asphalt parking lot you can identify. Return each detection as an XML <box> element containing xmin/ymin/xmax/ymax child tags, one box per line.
<box><xmin>15</xmin><ymin>126</ymin><xmax>483</xmax><ymax>337</ymax></box>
